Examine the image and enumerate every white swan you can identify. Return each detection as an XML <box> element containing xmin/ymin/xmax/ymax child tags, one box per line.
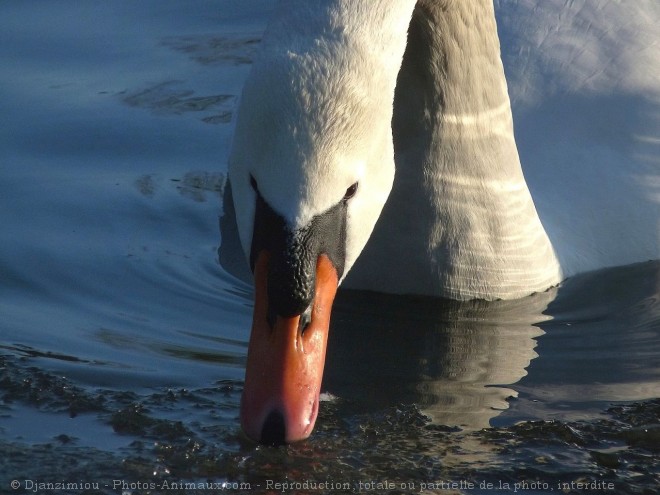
<box><xmin>222</xmin><ymin>0</ymin><xmax>660</xmax><ymax>443</ymax></box>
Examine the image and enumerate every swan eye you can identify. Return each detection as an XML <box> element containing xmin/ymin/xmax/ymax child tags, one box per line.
<box><xmin>343</xmin><ymin>182</ymin><xmax>358</xmax><ymax>201</ymax></box>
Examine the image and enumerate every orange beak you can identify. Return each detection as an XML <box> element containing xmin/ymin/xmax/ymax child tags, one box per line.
<box><xmin>240</xmin><ymin>251</ymin><xmax>339</xmax><ymax>443</ymax></box>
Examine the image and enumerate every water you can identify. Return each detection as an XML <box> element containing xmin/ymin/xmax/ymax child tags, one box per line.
<box><xmin>1</xmin><ymin>2</ymin><xmax>658</xmax><ymax>494</ymax></box>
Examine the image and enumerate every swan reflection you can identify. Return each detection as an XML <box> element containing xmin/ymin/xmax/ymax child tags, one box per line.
<box><xmin>325</xmin><ymin>288</ymin><xmax>556</xmax><ymax>429</ymax></box>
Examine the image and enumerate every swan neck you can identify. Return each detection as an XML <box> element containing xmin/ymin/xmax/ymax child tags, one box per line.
<box><xmin>347</xmin><ymin>0</ymin><xmax>563</xmax><ymax>299</ymax></box>
<box><xmin>422</xmin><ymin>0</ymin><xmax>509</xmax><ymax>114</ymax></box>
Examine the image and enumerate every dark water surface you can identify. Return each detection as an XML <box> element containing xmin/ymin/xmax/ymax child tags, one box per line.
<box><xmin>1</xmin><ymin>2</ymin><xmax>658</xmax><ymax>494</ymax></box>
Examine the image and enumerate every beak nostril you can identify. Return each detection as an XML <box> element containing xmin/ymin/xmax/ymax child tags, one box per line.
<box><xmin>298</xmin><ymin>304</ymin><xmax>313</xmax><ymax>335</ymax></box>
<box><xmin>261</xmin><ymin>410</ymin><xmax>287</xmax><ymax>445</ymax></box>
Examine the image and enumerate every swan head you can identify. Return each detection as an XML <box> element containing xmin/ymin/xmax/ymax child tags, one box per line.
<box><xmin>228</xmin><ymin>42</ymin><xmax>396</xmax><ymax>443</ymax></box>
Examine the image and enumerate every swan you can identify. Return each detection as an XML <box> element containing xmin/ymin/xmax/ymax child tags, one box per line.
<box><xmin>221</xmin><ymin>0</ymin><xmax>660</xmax><ymax>443</ymax></box>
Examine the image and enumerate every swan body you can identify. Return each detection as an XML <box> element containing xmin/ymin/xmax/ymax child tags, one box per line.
<box><xmin>223</xmin><ymin>0</ymin><xmax>660</xmax><ymax>443</ymax></box>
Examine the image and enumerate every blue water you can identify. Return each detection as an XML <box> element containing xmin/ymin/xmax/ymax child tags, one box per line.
<box><xmin>1</xmin><ymin>2</ymin><xmax>658</xmax><ymax>494</ymax></box>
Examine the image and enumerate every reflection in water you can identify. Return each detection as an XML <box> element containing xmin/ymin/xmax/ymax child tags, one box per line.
<box><xmin>326</xmin><ymin>289</ymin><xmax>555</xmax><ymax>430</ymax></box>
<box><xmin>324</xmin><ymin>261</ymin><xmax>660</xmax><ymax>430</ymax></box>
<box><xmin>517</xmin><ymin>260</ymin><xmax>660</xmax><ymax>419</ymax></box>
